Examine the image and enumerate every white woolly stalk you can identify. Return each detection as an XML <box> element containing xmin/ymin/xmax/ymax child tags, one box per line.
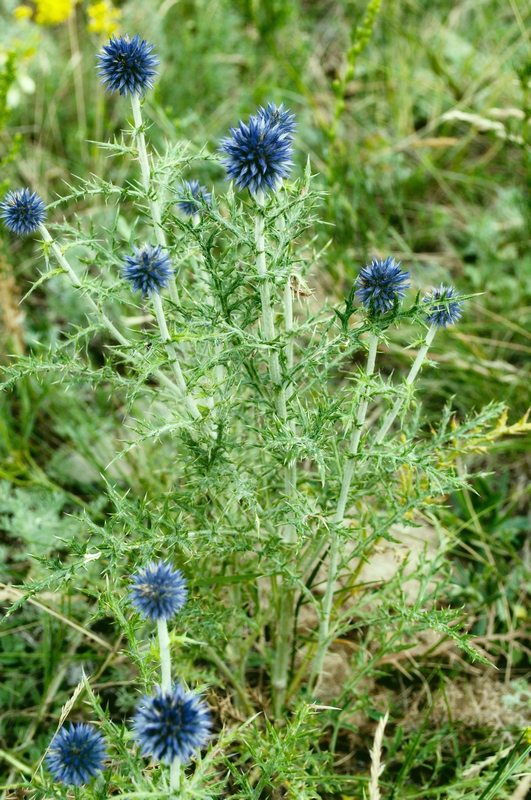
<box><xmin>157</xmin><ymin>617</ymin><xmax>172</xmax><ymax>693</ymax></box>
<box><xmin>38</xmin><ymin>224</ymin><xmax>184</xmax><ymax>400</ymax></box>
<box><xmin>255</xmin><ymin>200</ymin><xmax>295</xmax><ymax>718</ymax></box>
<box><xmin>310</xmin><ymin>332</ymin><xmax>379</xmax><ymax>692</ymax></box>
<box><xmin>375</xmin><ymin>325</ymin><xmax>437</xmax><ymax>445</ymax></box>
<box><xmin>254</xmin><ymin>190</ymin><xmax>286</xmax><ymax>418</ymax></box>
<box><xmin>368</xmin><ymin>711</ymin><xmax>389</xmax><ymax>800</ymax></box>
<box><xmin>151</xmin><ymin>292</ymin><xmax>201</xmax><ymax>420</ymax></box>
<box><xmin>170</xmin><ymin>756</ymin><xmax>181</xmax><ymax>794</ymax></box>
<box><xmin>130</xmin><ymin>94</ymin><xmax>180</xmax><ymax>306</ymax></box>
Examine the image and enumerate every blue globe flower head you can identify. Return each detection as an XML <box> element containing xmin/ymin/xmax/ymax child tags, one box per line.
<box><xmin>122</xmin><ymin>243</ymin><xmax>174</xmax><ymax>297</ymax></box>
<box><xmin>257</xmin><ymin>102</ymin><xmax>296</xmax><ymax>138</ymax></box>
<box><xmin>220</xmin><ymin>112</ymin><xmax>294</xmax><ymax>196</ymax></box>
<box><xmin>424</xmin><ymin>284</ymin><xmax>463</xmax><ymax>327</ymax></box>
<box><xmin>1</xmin><ymin>188</ymin><xmax>46</xmax><ymax>236</ymax></box>
<box><xmin>129</xmin><ymin>560</ymin><xmax>188</xmax><ymax>621</ymax></box>
<box><xmin>354</xmin><ymin>256</ymin><xmax>411</xmax><ymax>315</ymax></box>
<box><xmin>176</xmin><ymin>180</ymin><xmax>212</xmax><ymax>218</ymax></box>
<box><xmin>132</xmin><ymin>682</ymin><xmax>212</xmax><ymax>764</ymax></box>
<box><xmin>97</xmin><ymin>34</ymin><xmax>159</xmax><ymax>97</ymax></box>
<box><xmin>45</xmin><ymin>723</ymin><xmax>107</xmax><ymax>786</ymax></box>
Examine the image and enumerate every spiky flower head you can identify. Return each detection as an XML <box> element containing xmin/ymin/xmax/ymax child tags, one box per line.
<box><xmin>45</xmin><ymin>723</ymin><xmax>107</xmax><ymax>786</ymax></box>
<box><xmin>97</xmin><ymin>34</ymin><xmax>159</xmax><ymax>97</ymax></box>
<box><xmin>122</xmin><ymin>244</ymin><xmax>173</xmax><ymax>297</ymax></box>
<box><xmin>129</xmin><ymin>560</ymin><xmax>188</xmax><ymax>621</ymax></box>
<box><xmin>1</xmin><ymin>188</ymin><xmax>46</xmax><ymax>236</ymax></box>
<box><xmin>423</xmin><ymin>284</ymin><xmax>463</xmax><ymax>327</ymax></box>
<box><xmin>257</xmin><ymin>102</ymin><xmax>297</xmax><ymax>137</ymax></box>
<box><xmin>220</xmin><ymin>108</ymin><xmax>295</xmax><ymax>196</ymax></box>
<box><xmin>132</xmin><ymin>682</ymin><xmax>212</xmax><ymax>764</ymax></box>
<box><xmin>176</xmin><ymin>180</ymin><xmax>212</xmax><ymax>218</ymax></box>
<box><xmin>354</xmin><ymin>256</ymin><xmax>411</xmax><ymax>315</ymax></box>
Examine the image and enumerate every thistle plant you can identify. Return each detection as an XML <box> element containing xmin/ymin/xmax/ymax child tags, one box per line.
<box><xmin>1</xmin><ymin>27</ymin><xmax>525</xmax><ymax>800</ymax></box>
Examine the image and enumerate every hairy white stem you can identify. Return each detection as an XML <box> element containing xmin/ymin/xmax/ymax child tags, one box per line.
<box><xmin>157</xmin><ymin>617</ymin><xmax>172</xmax><ymax>693</ymax></box>
<box><xmin>334</xmin><ymin>332</ymin><xmax>379</xmax><ymax>523</ymax></box>
<box><xmin>254</xmin><ymin>191</ymin><xmax>286</xmax><ymax>418</ymax></box>
<box><xmin>191</xmin><ymin>214</ymin><xmax>225</xmax><ymax>394</ymax></box>
<box><xmin>39</xmin><ymin>225</ymin><xmax>184</xmax><ymax>399</ymax></box>
<box><xmin>151</xmin><ymin>292</ymin><xmax>201</xmax><ymax>420</ymax></box>
<box><xmin>170</xmin><ymin>756</ymin><xmax>181</xmax><ymax>793</ymax></box>
<box><xmin>310</xmin><ymin>332</ymin><xmax>379</xmax><ymax>692</ymax></box>
<box><xmin>375</xmin><ymin>325</ymin><xmax>437</xmax><ymax>444</ymax></box>
<box><xmin>130</xmin><ymin>94</ymin><xmax>180</xmax><ymax>306</ymax></box>
<box><xmin>254</xmin><ymin>195</ymin><xmax>295</xmax><ymax>718</ymax></box>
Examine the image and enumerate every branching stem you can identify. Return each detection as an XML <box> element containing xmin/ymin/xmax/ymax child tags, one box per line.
<box><xmin>375</xmin><ymin>325</ymin><xmax>437</xmax><ymax>444</ymax></box>
<box><xmin>38</xmin><ymin>224</ymin><xmax>184</xmax><ymax>400</ymax></box>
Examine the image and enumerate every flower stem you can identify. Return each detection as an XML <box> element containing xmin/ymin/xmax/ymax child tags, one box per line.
<box><xmin>310</xmin><ymin>331</ymin><xmax>379</xmax><ymax>692</ymax></box>
<box><xmin>38</xmin><ymin>224</ymin><xmax>183</xmax><ymax>400</ymax></box>
<box><xmin>334</xmin><ymin>332</ymin><xmax>379</xmax><ymax>522</ymax></box>
<box><xmin>170</xmin><ymin>757</ymin><xmax>181</xmax><ymax>794</ymax></box>
<box><xmin>157</xmin><ymin>617</ymin><xmax>172</xmax><ymax>693</ymax></box>
<box><xmin>375</xmin><ymin>325</ymin><xmax>437</xmax><ymax>445</ymax></box>
<box><xmin>130</xmin><ymin>94</ymin><xmax>180</xmax><ymax>306</ymax></box>
<box><xmin>254</xmin><ymin>195</ymin><xmax>296</xmax><ymax>717</ymax></box>
<box><xmin>151</xmin><ymin>292</ymin><xmax>201</xmax><ymax>420</ymax></box>
<box><xmin>254</xmin><ymin>191</ymin><xmax>286</xmax><ymax>418</ymax></box>
<box><xmin>191</xmin><ymin>214</ymin><xmax>225</xmax><ymax>393</ymax></box>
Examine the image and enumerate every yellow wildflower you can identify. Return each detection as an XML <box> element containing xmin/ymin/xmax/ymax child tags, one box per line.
<box><xmin>13</xmin><ymin>6</ymin><xmax>33</xmax><ymax>20</ymax></box>
<box><xmin>87</xmin><ymin>1</ymin><xmax>121</xmax><ymax>37</ymax></box>
<box><xmin>34</xmin><ymin>0</ymin><xmax>74</xmax><ymax>25</ymax></box>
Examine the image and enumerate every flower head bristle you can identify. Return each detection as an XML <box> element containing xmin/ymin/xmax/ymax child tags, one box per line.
<box><xmin>1</xmin><ymin>188</ymin><xmax>46</xmax><ymax>236</ymax></box>
<box><xmin>423</xmin><ymin>284</ymin><xmax>463</xmax><ymax>327</ymax></box>
<box><xmin>45</xmin><ymin>723</ymin><xmax>107</xmax><ymax>786</ymax></box>
<box><xmin>96</xmin><ymin>34</ymin><xmax>159</xmax><ymax>97</ymax></box>
<box><xmin>132</xmin><ymin>682</ymin><xmax>212</xmax><ymax>764</ymax></box>
<box><xmin>354</xmin><ymin>256</ymin><xmax>411</xmax><ymax>315</ymax></box>
<box><xmin>176</xmin><ymin>180</ymin><xmax>212</xmax><ymax>218</ymax></box>
<box><xmin>122</xmin><ymin>244</ymin><xmax>173</xmax><ymax>297</ymax></box>
<box><xmin>220</xmin><ymin>105</ymin><xmax>295</xmax><ymax>196</ymax></box>
<box><xmin>257</xmin><ymin>102</ymin><xmax>297</xmax><ymax>137</ymax></box>
<box><xmin>129</xmin><ymin>560</ymin><xmax>188</xmax><ymax>621</ymax></box>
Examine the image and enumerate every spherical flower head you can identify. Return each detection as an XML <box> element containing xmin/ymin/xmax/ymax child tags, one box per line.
<box><xmin>45</xmin><ymin>723</ymin><xmax>107</xmax><ymax>786</ymax></box>
<box><xmin>176</xmin><ymin>180</ymin><xmax>212</xmax><ymax>218</ymax></box>
<box><xmin>220</xmin><ymin>112</ymin><xmax>294</xmax><ymax>196</ymax></box>
<box><xmin>1</xmin><ymin>188</ymin><xmax>46</xmax><ymax>236</ymax></box>
<box><xmin>257</xmin><ymin>102</ymin><xmax>296</xmax><ymax>138</ymax></box>
<box><xmin>97</xmin><ymin>34</ymin><xmax>159</xmax><ymax>97</ymax></box>
<box><xmin>129</xmin><ymin>560</ymin><xmax>188</xmax><ymax>621</ymax></box>
<box><xmin>354</xmin><ymin>256</ymin><xmax>411</xmax><ymax>315</ymax></box>
<box><xmin>423</xmin><ymin>284</ymin><xmax>463</xmax><ymax>327</ymax></box>
<box><xmin>132</xmin><ymin>683</ymin><xmax>212</xmax><ymax>764</ymax></box>
<box><xmin>122</xmin><ymin>244</ymin><xmax>173</xmax><ymax>297</ymax></box>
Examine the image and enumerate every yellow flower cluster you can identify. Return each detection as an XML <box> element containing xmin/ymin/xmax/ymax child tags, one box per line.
<box><xmin>35</xmin><ymin>0</ymin><xmax>75</xmax><ymax>25</ymax></box>
<box><xmin>87</xmin><ymin>1</ymin><xmax>121</xmax><ymax>37</ymax></box>
<box><xmin>13</xmin><ymin>0</ymin><xmax>120</xmax><ymax>34</ymax></box>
